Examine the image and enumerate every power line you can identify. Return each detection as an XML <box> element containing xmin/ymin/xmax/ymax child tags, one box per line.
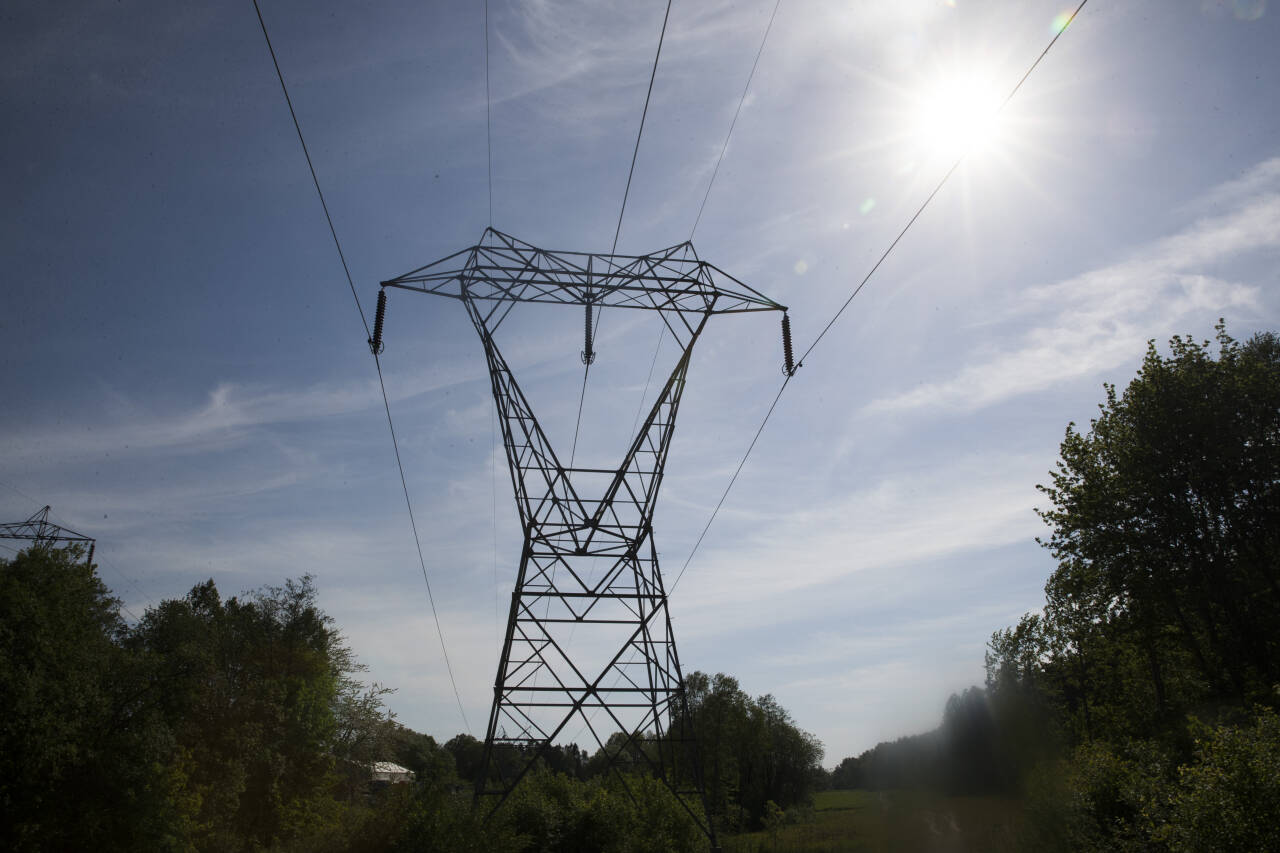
<box><xmin>689</xmin><ymin>0</ymin><xmax>783</xmax><ymax>241</ymax></box>
<box><xmin>252</xmin><ymin>0</ymin><xmax>471</xmax><ymax>735</ymax></box>
<box><xmin>485</xmin><ymin>0</ymin><xmax>494</xmax><ymax>226</ymax></box>
<box><xmin>612</xmin><ymin>0</ymin><xmax>673</xmax><ymax>256</ymax></box>
<box><xmin>374</xmin><ymin>354</ymin><xmax>472</xmax><ymax>734</ymax></box>
<box><xmin>568</xmin><ymin>361</ymin><xmax>592</xmax><ymax>467</ymax></box>
<box><xmin>0</xmin><ymin>478</ymin><xmax>41</xmax><ymax>507</ymax></box>
<box><xmin>671</xmin><ymin>374</ymin><xmax>789</xmax><ymax>591</ymax></box>
<box><xmin>491</xmin><ymin>404</ymin><xmax>501</xmax><ymax>651</ymax></box>
<box><xmin>629</xmin><ymin>325</ymin><xmax>665</xmax><ymax>436</ymax></box>
<box><xmin>570</xmin><ymin>0</ymin><xmax>674</xmax><ymax>465</ymax></box>
<box><xmin>563</xmin><ymin>0</ymin><xmax>788</xmax><ymax>719</ymax></box>
<box><xmin>561</xmin><ymin>6</ymin><xmax>677</xmax><ymax>684</ymax></box>
<box><xmin>251</xmin><ymin>0</ymin><xmax>370</xmax><ymax>341</ymax></box>
<box><xmin>675</xmin><ymin>0</ymin><xmax>1090</xmax><ymax>585</ymax></box>
<box><xmin>798</xmin><ymin>0</ymin><xmax>1088</xmax><ymax>367</ymax></box>
<box><xmin>629</xmin><ymin>0</ymin><xmax>783</xmax><ymax>453</ymax></box>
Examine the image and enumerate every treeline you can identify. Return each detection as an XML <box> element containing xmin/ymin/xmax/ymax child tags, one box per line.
<box><xmin>830</xmin><ymin>325</ymin><xmax>1280</xmax><ymax>851</ymax></box>
<box><xmin>0</xmin><ymin>546</ymin><xmax>823</xmax><ymax>851</ymax></box>
<box><xmin>683</xmin><ymin>672</ymin><xmax>824</xmax><ymax>833</ymax></box>
<box><xmin>441</xmin><ymin>670</ymin><xmax>825</xmax><ymax>835</ymax></box>
<box><xmin>829</xmin><ymin>686</ymin><xmax>1011</xmax><ymax>795</ymax></box>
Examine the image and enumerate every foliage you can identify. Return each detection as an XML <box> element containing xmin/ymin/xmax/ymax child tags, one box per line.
<box><xmin>0</xmin><ymin>545</ymin><xmax>177</xmax><ymax>851</ymax></box>
<box><xmin>502</xmin><ymin>769</ymin><xmax>704</xmax><ymax>853</ymax></box>
<box><xmin>0</xmin><ymin>554</ymin><xmax>404</xmax><ymax>852</ymax></box>
<box><xmin>387</xmin><ymin>724</ymin><xmax>456</xmax><ymax>782</ymax></box>
<box><xmin>681</xmin><ymin>671</ymin><xmax>825</xmax><ymax>831</ymax></box>
<box><xmin>828</xmin><ymin>686</ymin><xmax>1021</xmax><ymax>796</ymax></box>
<box><xmin>2</xmin><ymin>546</ymin><xmax>828</xmax><ymax>850</ymax></box>
<box><xmin>985</xmin><ymin>324</ymin><xmax>1280</xmax><ymax>847</ymax></box>
<box><xmin>1032</xmin><ymin>324</ymin><xmax>1280</xmax><ymax>735</ymax></box>
<box><xmin>825</xmin><ymin>324</ymin><xmax>1280</xmax><ymax>851</ymax></box>
<box><xmin>1163</xmin><ymin>707</ymin><xmax>1280</xmax><ymax>853</ymax></box>
<box><xmin>1020</xmin><ymin>739</ymin><xmax>1172</xmax><ymax>853</ymax></box>
<box><xmin>389</xmin><ymin>784</ymin><xmax>521</xmax><ymax>853</ymax></box>
<box><xmin>127</xmin><ymin>574</ymin><xmax>388</xmax><ymax>850</ymax></box>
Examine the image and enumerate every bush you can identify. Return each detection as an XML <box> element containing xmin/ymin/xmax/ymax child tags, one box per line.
<box><xmin>502</xmin><ymin>770</ymin><xmax>704</xmax><ymax>853</ymax></box>
<box><xmin>1163</xmin><ymin>708</ymin><xmax>1280</xmax><ymax>853</ymax></box>
<box><xmin>1021</xmin><ymin>740</ymin><xmax>1171</xmax><ymax>853</ymax></box>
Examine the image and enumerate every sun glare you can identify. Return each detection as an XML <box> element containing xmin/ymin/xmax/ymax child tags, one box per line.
<box><xmin>909</xmin><ymin>73</ymin><xmax>1006</xmax><ymax>161</ymax></box>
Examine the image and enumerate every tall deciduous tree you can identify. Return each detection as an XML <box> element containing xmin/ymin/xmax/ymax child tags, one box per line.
<box><xmin>979</xmin><ymin>324</ymin><xmax>1280</xmax><ymax>849</ymax></box>
<box><xmin>129</xmin><ymin>574</ymin><xmax>390</xmax><ymax>850</ymax></box>
<box><xmin>0</xmin><ymin>546</ymin><xmax>177</xmax><ymax>851</ymax></box>
<box><xmin>679</xmin><ymin>671</ymin><xmax>823</xmax><ymax>830</ymax></box>
<box><xmin>1034</xmin><ymin>324</ymin><xmax>1280</xmax><ymax>733</ymax></box>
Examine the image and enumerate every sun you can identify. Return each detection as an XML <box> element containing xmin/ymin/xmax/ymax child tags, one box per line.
<box><xmin>908</xmin><ymin>71</ymin><xmax>1007</xmax><ymax>161</ymax></box>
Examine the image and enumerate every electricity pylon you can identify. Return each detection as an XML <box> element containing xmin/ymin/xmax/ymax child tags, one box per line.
<box><xmin>0</xmin><ymin>505</ymin><xmax>96</xmax><ymax>565</ymax></box>
<box><xmin>375</xmin><ymin>228</ymin><xmax>788</xmax><ymax>844</ymax></box>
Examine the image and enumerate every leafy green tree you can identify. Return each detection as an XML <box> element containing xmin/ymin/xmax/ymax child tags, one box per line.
<box><xmin>388</xmin><ymin>724</ymin><xmax>456</xmax><ymax>784</ymax></box>
<box><xmin>445</xmin><ymin>732</ymin><xmax>487</xmax><ymax>787</ymax></box>
<box><xmin>501</xmin><ymin>769</ymin><xmax>703</xmax><ymax>853</ymax></box>
<box><xmin>1164</xmin><ymin>707</ymin><xmax>1280</xmax><ymax>853</ymax></box>
<box><xmin>1036</xmin><ymin>325</ymin><xmax>1280</xmax><ymax>725</ymax></box>
<box><xmin>0</xmin><ymin>546</ymin><xmax>183</xmax><ymax>851</ymax></box>
<box><xmin>984</xmin><ymin>323</ymin><xmax>1280</xmax><ymax>848</ymax></box>
<box><xmin>389</xmin><ymin>784</ymin><xmax>521</xmax><ymax>853</ymax></box>
<box><xmin>680</xmin><ymin>671</ymin><xmax>823</xmax><ymax>830</ymax></box>
<box><xmin>129</xmin><ymin>575</ymin><xmax>382</xmax><ymax>851</ymax></box>
<box><xmin>1020</xmin><ymin>739</ymin><xmax>1171</xmax><ymax>853</ymax></box>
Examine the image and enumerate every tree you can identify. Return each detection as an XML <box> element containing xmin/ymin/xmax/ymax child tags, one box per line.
<box><xmin>1165</xmin><ymin>707</ymin><xmax>1280</xmax><ymax>853</ymax></box>
<box><xmin>984</xmin><ymin>324</ymin><xmax>1280</xmax><ymax>847</ymax></box>
<box><xmin>387</xmin><ymin>724</ymin><xmax>456</xmax><ymax>784</ymax></box>
<box><xmin>1036</xmin><ymin>324</ymin><xmax>1280</xmax><ymax>728</ymax></box>
<box><xmin>679</xmin><ymin>671</ymin><xmax>823</xmax><ymax>830</ymax></box>
<box><xmin>128</xmin><ymin>574</ymin><xmax>389</xmax><ymax>850</ymax></box>
<box><xmin>0</xmin><ymin>546</ymin><xmax>176</xmax><ymax>851</ymax></box>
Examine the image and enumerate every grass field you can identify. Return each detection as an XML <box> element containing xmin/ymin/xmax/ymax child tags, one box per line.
<box><xmin>720</xmin><ymin>789</ymin><xmax>1024</xmax><ymax>853</ymax></box>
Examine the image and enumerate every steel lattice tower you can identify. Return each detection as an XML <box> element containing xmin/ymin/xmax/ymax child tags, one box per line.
<box><xmin>377</xmin><ymin>228</ymin><xmax>787</xmax><ymax>843</ymax></box>
<box><xmin>0</xmin><ymin>505</ymin><xmax>96</xmax><ymax>565</ymax></box>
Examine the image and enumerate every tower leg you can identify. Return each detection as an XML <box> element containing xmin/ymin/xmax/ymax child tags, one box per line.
<box><xmin>470</xmin><ymin>316</ymin><xmax>717</xmax><ymax>842</ymax></box>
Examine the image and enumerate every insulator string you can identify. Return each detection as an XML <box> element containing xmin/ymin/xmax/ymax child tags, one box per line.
<box><xmin>581</xmin><ymin>302</ymin><xmax>596</xmax><ymax>365</ymax></box>
<box><xmin>781</xmin><ymin>311</ymin><xmax>795</xmax><ymax>376</ymax></box>
<box><xmin>370</xmin><ymin>288</ymin><xmax>387</xmax><ymax>354</ymax></box>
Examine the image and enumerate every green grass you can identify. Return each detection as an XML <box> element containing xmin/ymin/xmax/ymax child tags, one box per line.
<box><xmin>719</xmin><ymin>790</ymin><xmax>1024</xmax><ymax>853</ymax></box>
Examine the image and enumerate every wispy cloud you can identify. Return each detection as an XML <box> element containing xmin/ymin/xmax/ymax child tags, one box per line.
<box><xmin>675</xmin><ymin>451</ymin><xmax>1046</xmax><ymax>622</ymax></box>
<box><xmin>0</xmin><ymin>358</ymin><xmax>487</xmax><ymax>467</ymax></box>
<box><xmin>1193</xmin><ymin>156</ymin><xmax>1280</xmax><ymax>210</ymax></box>
<box><xmin>491</xmin><ymin>0</ymin><xmax>661</xmax><ymax>121</ymax></box>
<box><xmin>866</xmin><ymin>183</ymin><xmax>1278</xmax><ymax>414</ymax></box>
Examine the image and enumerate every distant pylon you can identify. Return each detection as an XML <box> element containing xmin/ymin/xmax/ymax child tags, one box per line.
<box><xmin>378</xmin><ymin>228</ymin><xmax>787</xmax><ymax>844</ymax></box>
<box><xmin>0</xmin><ymin>505</ymin><xmax>96</xmax><ymax>566</ymax></box>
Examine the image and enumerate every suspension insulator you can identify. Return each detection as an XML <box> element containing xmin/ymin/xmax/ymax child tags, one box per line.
<box><xmin>369</xmin><ymin>288</ymin><xmax>387</xmax><ymax>355</ymax></box>
<box><xmin>581</xmin><ymin>303</ymin><xmax>596</xmax><ymax>365</ymax></box>
<box><xmin>781</xmin><ymin>311</ymin><xmax>797</xmax><ymax>376</ymax></box>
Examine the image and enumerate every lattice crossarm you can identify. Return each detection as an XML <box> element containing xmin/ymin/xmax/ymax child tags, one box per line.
<box><xmin>381</xmin><ymin>228</ymin><xmax>787</xmax><ymax>317</ymax></box>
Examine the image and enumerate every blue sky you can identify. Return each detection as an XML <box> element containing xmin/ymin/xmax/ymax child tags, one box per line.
<box><xmin>3</xmin><ymin>0</ymin><xmax>1279</xmax><ymax>763</ymax></box>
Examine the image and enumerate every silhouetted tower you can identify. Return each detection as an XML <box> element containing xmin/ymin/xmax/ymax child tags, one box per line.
<box><xmin>374</xmin><ymin>229</ymin><xmax>788</xmax><ymax>843</ymax></box>
<box><xmin>0</xmin><ymin>505</ymin><xmax>96</xmax><ymax>565</ymax></box>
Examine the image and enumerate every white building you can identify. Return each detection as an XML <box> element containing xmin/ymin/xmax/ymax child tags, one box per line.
<box><xmin>370</xmin><ymin>761</ymin><xmax>414</xmax><ymax>784</ymax></box>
